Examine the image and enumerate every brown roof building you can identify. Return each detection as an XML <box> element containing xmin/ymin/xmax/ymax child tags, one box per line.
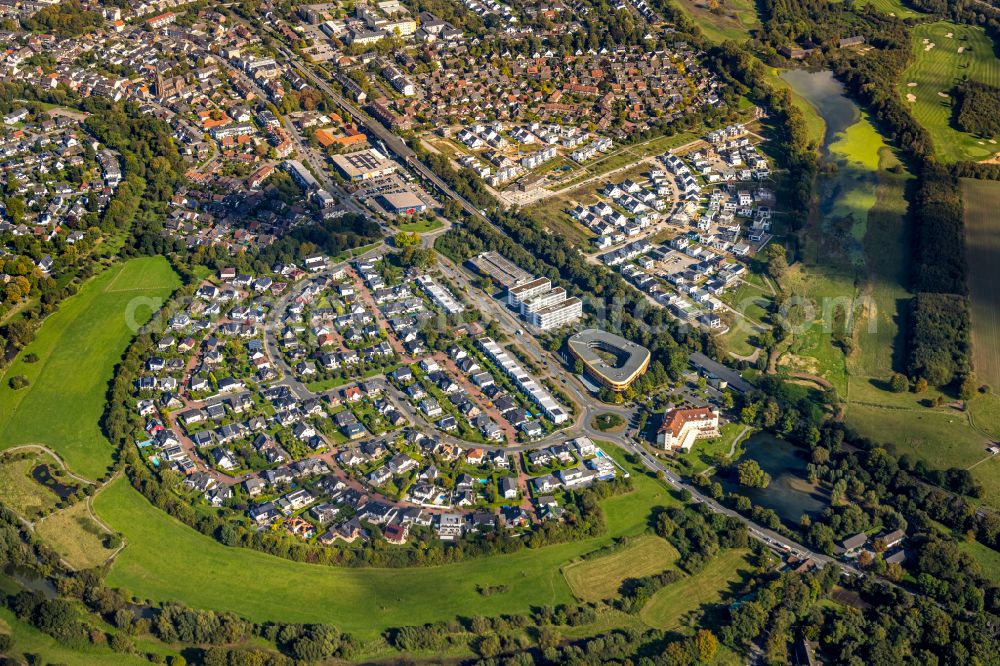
<box><xmin>655</xmin><ymin>407</ymin><xmax>720</xmax><ymax>451</ymax></box>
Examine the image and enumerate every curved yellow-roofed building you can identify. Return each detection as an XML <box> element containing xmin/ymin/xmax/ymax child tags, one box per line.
<box><xmin>568</xmin><ymin>329</ymin><xmax>651</xmax><ymax>392</ymax></box>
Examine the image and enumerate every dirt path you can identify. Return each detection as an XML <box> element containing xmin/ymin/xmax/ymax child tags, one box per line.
<box><xmin>4</xmin><ymin>444</ymin><xmax>96</xmax><ymax>485</ymax></box>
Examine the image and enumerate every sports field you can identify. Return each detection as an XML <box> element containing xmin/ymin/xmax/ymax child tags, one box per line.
<box><xmin>96</xmin><ymin>448</ymin><xmax>685</xmax><ymax>640</ymax></box>
<box><xmin>562</xmin><ymin>536</ymin><xmax>680</xmax><ymax>602</ymax></box>
<box><xmin>0</xmin><ymin>258</ymin><xmax>179</xmax><ymax>479</ymax></box>
<box><xmin>638</xmin><ymin>549</ymin><xmax>752</xmax><ymax>630</ymax></box>
<box><xmin>961</xmin><ymin>178</ymin><xmax>1000</xmax><ymax>390</ymax></box>
<box><xmin>900</xmin><ymin>21</ymin><xmax>1000</xmax><ymax>162</ymax></box>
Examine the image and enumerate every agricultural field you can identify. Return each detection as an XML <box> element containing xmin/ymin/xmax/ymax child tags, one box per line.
<box><xmin>961</xmin><ymin>178</ymin><xmax>1000</xmax><ymax>390</ymax></box>
<box><xmin>671</xmin><ymin>0</ymin><xmax>759</xmax><ymax>43</ymax></box>
<box><xmin>562</xmin><ymin>536</ymin><xmax>680</xmax><ymax>602</ymax></box>
<box><xmin>638</xmin><ymin>549</ymin><xmax>753</xmax><ymax>630</ymax></box>
<box><xmin>94</xmin><ymin>447</ymin><xmax>699</xmax><ymax>640</ymax></box>
<box><xmin>900</xmin><ymin>21</ymin><xmax>1000</xmax><ymax>162</ymax></box>
<box><xmin>35</xmin><ymin>500</ymin><xmax>116</xmax><ymax>570</ymax></box>
<box><xmin>0</xmin><ymin>258</ymin><xmax>179</xmax><ymax>480</ymax></box>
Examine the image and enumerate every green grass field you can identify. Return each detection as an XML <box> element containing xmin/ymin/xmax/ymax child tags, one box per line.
<box><xmin>854</xmin><ymin>0</ymin><xmax>924</xmax><ymax>18</ymax></box>
<box><xmin>961</xmin><ymin>178</ymin><xmax>1000</xmax><ymax>390</ymax></box>
<box><xmin>969</xmin><ymin>393</ymin><xmax>1000</xmax><ymax>439</ymax></box>
<box><xmin>672</xmin><ymin>0</ymin><xmax>759</xmax><ymax>43</ymax></box>
<box><xmin>777</xmin><ymin>266</ymin><xmax>855</xmax><ymax>394</ymax></box>
<box><xmin>779</xmin><ymin>69</ymin><xmax>913</xmax><ymax>398</ymax></box>
<box><xmin>960</xmin><ymin>539</ymin><xmax>1000</xmax><ymax>583</ymax></box>
<box><xmin>35</xmin><ymin>500</ymin><xmax>116</xmax><ymax>570</ymax></box>
<box><xmin>843</xmin><ymin>389</ymin><xmax>1000</xmax><ymax>508</ymax></box>
<box><xmin>96</xmin><ymin>448</ymin><xmax>686</xmax><ymax>639</ymax></box>
<box><xmin>850</xmin><ymin>148</ymin><xmax>913</xmax><ymax>379</ymax></box>
<box><xmin>638</xmin><ymin>549</ymin><xmax>752</xmax><ymax>630</ymax></box>
<box><xmin>0</xmin><ymin>452</ymin><xmax>61</xmax><ymax>519</ymax></box>
<box><xmin>0</xmin><ymin>608</ymin><xmax>152</xmax><ymax>666</ymax></box>
<box><xmin>395</xmin><ymin>218</ymin><xmax>444</xmax><ymax>233</ymax></box>
<box><xmin>846</xmin><ymin>404</ymin><xmax>991</xmax><ymax>468</ymax></box>
<box><xmin>562</xmin><ymin>536</ymin><xmax>680</xmax><ymax>603</ymax></box>
<box><xmin>0</xmin><ymin>258</ymin><xmax>179</xmax><ymax>480</ymax></box>
<box><xmin>901</xmin><ymin>21</ymin><xmax>1000</xmax><ymax>162</ymax></box>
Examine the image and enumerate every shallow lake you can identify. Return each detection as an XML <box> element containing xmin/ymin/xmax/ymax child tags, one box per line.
<box><xmin>31</xmin><ymin>464</ymin><xmax>78</xmax><ymax>499</ymax></box>
<box><xmin>781</xmin><ymin>69</ymin><xmax>887</xmax><ymax>266</ymax></box>
<box><xmin>716</xmin><ymin>432</ymin><xmax>829</xmax><ymax>523</ymax></box>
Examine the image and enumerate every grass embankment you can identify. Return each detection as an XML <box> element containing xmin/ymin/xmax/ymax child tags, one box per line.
<box><xmin>0</xmin><ymin>257</ymin><xmax>179</xmax><ymax>479</ymax></box>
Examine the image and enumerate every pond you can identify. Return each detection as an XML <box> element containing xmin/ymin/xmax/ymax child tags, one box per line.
<box><xmin>715</xmin><ymin>433</ymin><xmax>829</xmax><ymax>524</ymax></box>
<box><xmin>781</xmin><ymin>69</ymin><xmax>888</xmax><ymax>268</ymax></box>
<box><xmin>31</xmin><ymin>464</ymin><xmax>78</xmax><ymax>500</ymax></box>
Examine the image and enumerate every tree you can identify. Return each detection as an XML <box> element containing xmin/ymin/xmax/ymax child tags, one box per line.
<box><xmin>4</xmin><ymin>196</ymin><xmax>26</xmax><ymax>223</ymax></box>
<box><xmin>394</xmin><ymin>231</ymin><xmax>420</xmax><ymax>247</ymax></box>
<box><xmin>889</xmin><ymin>372</ymin><xmax>908</xmax><ymax>393</ymax></box>
<box><xmin>477</xmin><ymin>633</ymin><xmax>500</xmax><ymax>658</ymax></box>
<box><xmin>5</xmin><ymin>320</ymin><xmax>35</xmax><ymax>349</ymax></box>
<box><xmin>761</xmin><ymin>244</ymin><xmax>788</xmax><ymax>282</ymax></box>
<box><xmin>959</xmin><ymin>373</ymin><xmax>976</xmax><ymax>400</ymax></box>
<box><xmin>694</xmin><ymin>629</ymin><xmax>718</xmax><ymax>663</ymax></box>
<box><xmin>8</xmin><ymin>375</ymin><xmax>29</xmax><ymax>390</ymax></box>
<box><xmin>737</xmin><ymin>459</ymin><xmax>770</xmax><ymax>489</ymax></box>
<box><xmin>722</xmin><ymin>390</ymin><xmax>735</xmax><ymax>409</ymax></box>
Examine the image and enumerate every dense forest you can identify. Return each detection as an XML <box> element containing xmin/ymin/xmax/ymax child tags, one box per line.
<box><xmin>908</xmin><ymin>292</ymin><xmax>971</xmax><ymax>385</ymax></box>
<box><xmin>21</xmin><ymin>0</ymin><xmax>102</xmax><ymax>37</ymax></box>
<box><xmin>954</xmin><ymin>80</ymin><xmax>1000</xmax><ymax>137</ymax></box>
